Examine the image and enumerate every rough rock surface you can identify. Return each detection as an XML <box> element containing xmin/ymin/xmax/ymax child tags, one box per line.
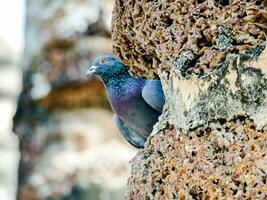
<box><xmin>128</xmin><ymin>120</ymin><xmax>266</xmax><ymax>199</ymax></box>
<box><xmin>112</xmin><ymin>0</ymin><xmax>267</xmax><ymax>199</ymax></box>
<box><xmin>113</xmin><ymin>0</ymin><xmax>266</xmax><ymax>78</ymax></box>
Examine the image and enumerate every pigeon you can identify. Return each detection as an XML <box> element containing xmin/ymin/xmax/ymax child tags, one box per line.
<box><xmin>86</xmin><ymin>55</ymin><xmax>165</xmax><ymax>148</ymax></box>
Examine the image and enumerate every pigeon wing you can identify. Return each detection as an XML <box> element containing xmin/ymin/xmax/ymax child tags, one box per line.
<box><xmin>142</xmin><ymin>80</ymin><xmax>165</xmax><ymax>112</ymax></box>
<box><xmin>113</xmin><ymin>115</ymin><xmax>146</xmax><ymax>148</ymax></box>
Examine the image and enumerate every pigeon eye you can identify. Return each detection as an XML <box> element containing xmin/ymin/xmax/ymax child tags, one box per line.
<box><xmin>100</xmin><ymin>58</ymin><xmax>108</xmax><ymax>64</ymax></box>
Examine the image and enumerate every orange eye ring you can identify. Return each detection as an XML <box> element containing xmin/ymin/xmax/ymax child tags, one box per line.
<box><xmin>100</xmin><ymin>58</ymin><xmax>108</xmax><ymax>64</ymax></box>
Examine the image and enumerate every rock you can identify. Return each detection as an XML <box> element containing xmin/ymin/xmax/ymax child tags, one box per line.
<box><xmin>113</xmin><ymin>0</ymin><xmax>266</xmax><ymax>78</ymax></box>
<box><xmin>127</xmin><ymin>120</ymin><xmax>266</xmax><ymax>199</ymax></box>
<box><xmin>112</xmin><ymin>0</ymin><xmax>267</xmax><ymax>199</ymax></box>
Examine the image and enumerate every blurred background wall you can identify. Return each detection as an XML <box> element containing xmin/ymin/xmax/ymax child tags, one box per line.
<box><xmin>0</xmin><ymin>31</ymin><xmax>21</xmax><ymax>200</ymax></box>
<box><xmin>0</xmin><ymin>0</ymin><xmax>137</xmax><ymax>199</ymax></box>
<box><xmin>0</xmin><ymin>1</ymin><xmax>23</xmax><ymax>199</ymax></box>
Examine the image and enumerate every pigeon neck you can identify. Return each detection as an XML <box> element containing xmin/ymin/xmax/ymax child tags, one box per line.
<box><xmin>101</xmin><ymin>73</ymin><xmax>130</xmax><ymax>88</ymax></box>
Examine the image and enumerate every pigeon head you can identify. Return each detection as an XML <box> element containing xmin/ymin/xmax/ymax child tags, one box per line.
<box><xmin>86</xmin><ymin>55</ymin><xmax>130</xmax><ymax>79</ymax></box>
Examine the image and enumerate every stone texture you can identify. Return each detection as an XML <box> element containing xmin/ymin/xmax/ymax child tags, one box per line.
<box><xmin>127</xmin><ymin>119</ymin><xmax>266</xmax><ymax>199</ymax></box>
<box><xmin>167</xmin><ymin>46</ymin><xmax>267</xmax><ymax>131</ymax></box>
<box><xmin>112</xmin><ymin>0</ymin><xmax>267</xmax><ymax>199</ymax></box>
<box><xmin>113</xmin><ymin>0</ymin><xmax>267</xmax><ymax>78</ymax></box>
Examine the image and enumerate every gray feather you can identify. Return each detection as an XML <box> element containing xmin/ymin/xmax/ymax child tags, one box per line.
<box><xmin>113</xmin><ymin>115</ymin><xmax>146</xmax><ymax>148</ymax></box>
<box><xmin>142</xmin><ymin>80</ymin><xmax>165</xmax><ymax>112</ymax></box>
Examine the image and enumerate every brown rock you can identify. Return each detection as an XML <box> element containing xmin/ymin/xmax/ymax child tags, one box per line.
<box><xmin>112</xmin><ymin>0</ymin><xmax>267</xmax><ymax>199</ymax></box>
<box><xmin>127</xmin><ymin>119</ymin><xmax>267</xmax><ymax>199</ymax></box>
<box><xmin>112</xmin><ymin>0</ymin><xmax>266</xmax><ymax>78</ymax></box>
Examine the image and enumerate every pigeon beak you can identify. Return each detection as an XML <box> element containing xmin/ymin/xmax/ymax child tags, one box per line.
<box><xmin>86</xmin><ymin>65</ymin><xmax>97</xmax><ymax>76</ymax></box>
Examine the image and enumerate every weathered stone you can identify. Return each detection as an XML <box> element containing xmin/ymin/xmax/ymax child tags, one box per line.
<box><xmin>128</xmin><ymin>119</ymin><xmax>266</xmax><ymax>199</ymax></box>
<box><xmin>167</xmin><ymin>46</ymin><xmax>267</xmax><ymax>131</ymax></box>
<box><xmin>113</xmin><ymin>0</ymin><xmax>266</xmax><ymax>78</ymax></box>
<box><xmin>112</xmin><ymin>0</ymin><xmax>267</xmax><ymax>199</ymax></box>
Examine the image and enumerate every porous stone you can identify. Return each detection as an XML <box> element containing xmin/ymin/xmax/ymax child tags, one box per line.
<box><xmin>113</xmin><ymin>0</ymin><xmax>266</xmax><ymax>78</ymax></box>
<box><xmin>127</xmin><ymin>119</ymin><xmax>266</xmax><ymax>199</ymax></box>
<box><xmin>167</xmin><ymin>45</ymin><xmax>267</xmax><ymax>131</ymax></box>
<box><xmin>112</xmin><ymin>0</ymin><xmax>267</xmax><ymax>199</ymax></box>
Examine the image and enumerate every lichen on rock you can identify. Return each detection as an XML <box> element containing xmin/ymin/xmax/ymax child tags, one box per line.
<box><xmin>168</xmin><ymin>44</ymin><xmax>267</xmax><ymax>131</ymax></box>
